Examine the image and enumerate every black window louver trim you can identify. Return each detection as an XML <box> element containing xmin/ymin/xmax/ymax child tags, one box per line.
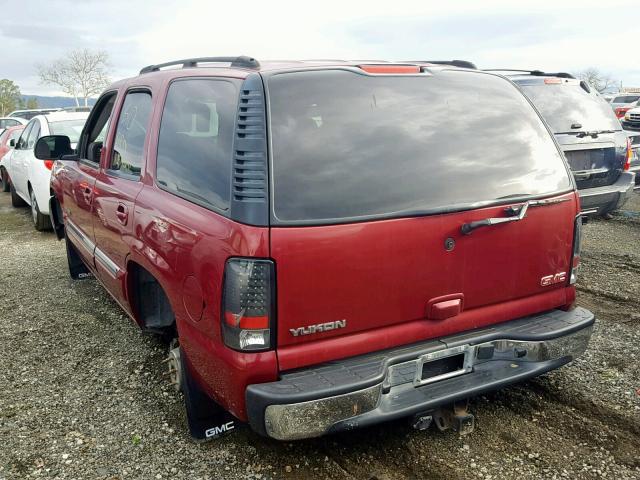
<box><xmin>230</xmin><ymin>73</ymin><xmax>269</xmax><ymax>226</ymax></box>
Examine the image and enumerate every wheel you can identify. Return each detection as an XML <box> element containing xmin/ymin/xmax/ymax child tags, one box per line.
<box><xmin>29</xmin><ymin>188</ymin><xmax>52</xmax><ymax>231</ymax></box>
<box><xmin>0</xmin><ymin>168</ymin><xmax>9</xmax><ymax>192</ymax></box>
<box><xmin>10</xmin><ymin>182</ymin><xmax>27</xmax><ymax>208</ymax></box>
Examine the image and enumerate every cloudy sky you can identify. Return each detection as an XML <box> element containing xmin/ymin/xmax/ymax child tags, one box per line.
<box><xmin>1</xmin><ymin>0</ymin><xmax>639</xmax><ymax>96</ymax></box>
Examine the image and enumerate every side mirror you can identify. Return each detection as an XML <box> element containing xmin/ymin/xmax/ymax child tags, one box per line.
<box><xmin>9</xmin><ymin>139</ymin><xmax>15</xmax><ymax>147</ymax></box>
<box><xmin>87</xmin><ymin>142</ymin><xmax>103</xmax><ymax>163</ymax></box>
<box><xmin>34</xmin><ymin>135</ymin><xmax>74</xmax><ymax>160</ymax></box>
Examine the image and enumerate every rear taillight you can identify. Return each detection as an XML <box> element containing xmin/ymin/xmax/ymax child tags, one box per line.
<box><xmin>222</xmin><ymin>258</ymin><xmax>275</xmax><ymax>351</ymax></box>
<box><xmin>616</xmin><ymin>107</ymin><xmax>631</xmax><ymax>119</ymax></box>
<box><xmin>44</xmin><ymin>160</ymin><xmax>54</xmax><ymax>170</ymax></box>
<box><xmin>569</xmin><ymin>216</ymin><xmax>582</xmax><ymax>285</ymax></box>
<box><xmin>624</xmin><ymin>138</ymin><xmax>632</xmax><ymax>171</ymax></box>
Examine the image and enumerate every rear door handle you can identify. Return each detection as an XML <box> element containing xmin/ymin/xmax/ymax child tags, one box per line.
<box><xmin>115</xmin><ymin>203</ymin><xmax>128</xmax><ymax>225</ymax></box>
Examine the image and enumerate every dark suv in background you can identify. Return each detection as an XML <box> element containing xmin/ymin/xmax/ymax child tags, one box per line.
<box><xmin>491</xmin><ymin>70</ymin><xmax>635</xmax><ymax>217</ymax></box>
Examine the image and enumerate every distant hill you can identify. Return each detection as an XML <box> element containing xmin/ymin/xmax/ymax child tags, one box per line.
<box><xmin>20</xmin><ymin>95</ymin><xmax>96</xmax><ymax>109</ymax></box>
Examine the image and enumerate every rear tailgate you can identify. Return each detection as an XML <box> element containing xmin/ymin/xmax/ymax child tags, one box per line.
<box><xmin>265</xmin><ymin>68</ymin><xmax>577</xmax><ymax>370</ymax></box>
<box><xmin>272</xmin><ymin>194</ymin><xmax>577</xmax><ymax>357</ymax></box>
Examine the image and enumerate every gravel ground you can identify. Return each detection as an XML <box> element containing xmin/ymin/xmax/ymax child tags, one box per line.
<box><xmin>1</xmin><ymin>191</ymin><xmax>639</xmax><ymax>480</ymax></box>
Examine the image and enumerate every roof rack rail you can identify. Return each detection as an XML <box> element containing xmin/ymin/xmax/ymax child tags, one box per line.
<box><xmin>139</xmin><ymin>56</ymin><xmax>260</xmax><ymax>74</ymax></box>
<box><xmin>408</xmin><ymin>60</ymin><xmax>477</xmax><ymax>69</ymax></box>
<box><xmin>484</xmin><ymin>69</ymin><xmax>575</xmax><ymax>79</ymax></box>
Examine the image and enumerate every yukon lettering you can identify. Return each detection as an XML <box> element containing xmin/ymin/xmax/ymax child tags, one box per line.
<box><xmin>289</xmin><ymin>320</ymin><xmax>347</xmax><ymax>337</ymax></box>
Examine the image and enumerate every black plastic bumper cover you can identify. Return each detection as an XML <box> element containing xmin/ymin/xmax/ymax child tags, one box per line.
<box><xmin>578</xmin><ymin>171</ymin><xmax>635</xmax><ymax>213</ymax></box>
<box><xmin>246</xmin><ymin>307</ymin><xmax>595</xmax><ymax>439</ymax></box>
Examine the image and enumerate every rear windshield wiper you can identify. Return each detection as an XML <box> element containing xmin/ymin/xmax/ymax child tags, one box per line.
<box><xmin>461</xmin><ymin>202</ymin><xmax>530</xmax><ymax>235</ymax></box>
<box><xmin>461</xmin><ymin>197</ymin><xmax>570</xmax><ymax>235</ymax></box>
<box><xmin>555</xmin><ymin>129</ymin><xmax>618</xmax><ymax>138</ymax></box>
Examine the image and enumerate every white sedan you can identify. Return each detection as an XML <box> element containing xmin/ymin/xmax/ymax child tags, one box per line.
<box><xmin>3</xmin><ymin>111</ymin><xmax>88</xmax><ymax>230</ymax></box>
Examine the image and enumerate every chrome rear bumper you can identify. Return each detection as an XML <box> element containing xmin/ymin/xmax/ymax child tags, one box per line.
<box><xmin>247</xmin><ymin>307</ymin><xmax>594</xmax><ymax>440</ymax></box>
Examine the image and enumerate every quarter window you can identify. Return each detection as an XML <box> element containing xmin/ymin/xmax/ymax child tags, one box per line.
<box><xmin>156</xmin><ymin>79</ymin><xmax>237</xmax><ymax>211</ymax></box>
<box><xmin>79</xmin><ymin>92</ymin><xmax>116</xmax><ymax>165</ymax></box>
<box><xmin>110</xmin><ymin>91</ymin><xmax>152</xmax><ymax>177</ymax></box>
<box><xmin>26</xmin><ymin>121</ymin><xmax>41</xmax><ymax>149</ymax></box>
<box><xmin>16</xmin><ymin>121</ymin><xmax>34</xmax><ymax>150</ymax></box>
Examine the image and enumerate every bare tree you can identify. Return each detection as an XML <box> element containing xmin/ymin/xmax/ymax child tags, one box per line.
<box><xmin>575</xmin><ymin>67</ymin><xmax>616</xmax><ymax>93</ymax></box>
<box><xmin>38</xmin><ymin>49</ymin><xmax>111</xmax><ymax>106</ymax></box>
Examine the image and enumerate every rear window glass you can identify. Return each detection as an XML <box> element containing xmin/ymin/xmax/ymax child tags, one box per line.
<box><xmin>517</xmin><ymin>83</ymin><xmax>621</xmax><ymax>133</ymax></box>
<box><xmin>156</xmin><ymin>79</ymin><xmax>238</xmax><ymax>211</ymax></box>
<box><xmin>613</xmin><ymin>95</ymin><xmax>640</xmax><ymax>103</ymax></box>
<box><xmin>268</xmin><ymin>70</ymin><xmax>571</xmax><ymax>224</ymax></box>
<box><xmin>49</xmin><ymin>119</ymin><xmax>86</xmax><ymax>144</ymax></box>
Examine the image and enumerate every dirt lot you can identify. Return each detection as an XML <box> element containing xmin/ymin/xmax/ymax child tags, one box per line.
<box><xmin>1</xmin><ymin>191</ymin><xmax>639</xmax><ymax>480</ymax></box>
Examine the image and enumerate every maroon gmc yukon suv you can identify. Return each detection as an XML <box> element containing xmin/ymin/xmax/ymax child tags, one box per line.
<box><xmin>40</xmin><ymin>56</ymin><xmax>594</xmax><ymax>441</ymax></box>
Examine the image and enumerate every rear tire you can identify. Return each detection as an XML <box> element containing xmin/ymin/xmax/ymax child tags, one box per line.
<box><xmin>10</xmin><ymin>183</ymin><xmax>27</xmax><ymax>208</ymax></box>
<box><xmin>0</xmin><ymin>168</ymin><xmax>10</xmax><ymax>192</ymax></box>
<box><xmin>29</xmin><ymin>188</ymin><xmax>52</xmax><ymax>231</ymax></box>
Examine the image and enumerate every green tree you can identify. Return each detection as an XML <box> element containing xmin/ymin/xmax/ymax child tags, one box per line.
<box><xmin>0</xmin><ymin>79</ymin><xmax>21</xmax><ymax>116</ymax></box>
<box><xmin>25</xmin><ymin>97</ymin><xmax>38</xmax><ymax>109</ymax></box>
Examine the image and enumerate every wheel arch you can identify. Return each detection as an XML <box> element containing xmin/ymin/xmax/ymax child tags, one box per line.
<box><xmin>126</xmin><ymin>258</ymin><xmax>177</xmax><ymax>339</ymax></box>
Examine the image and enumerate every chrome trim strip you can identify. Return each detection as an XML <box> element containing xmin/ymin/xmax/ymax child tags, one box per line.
<box><xmin>94</xmin><ymin>247</ymin><xmax>120</xmax><ymax>278</ymax></box>
<box><xmin>65</xmin><ymin>220</ymin><xmax>95</xmax><ymax>253</ymax></box>
<box><xmin>580</xmin><ymin>208</ymin><xmax>599</xmax><ymax>214</ymax></box>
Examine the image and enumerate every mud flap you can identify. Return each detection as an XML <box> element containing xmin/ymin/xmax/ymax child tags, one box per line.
<box><xmin>65</xmin><ymin>235</ymin><xmax>93</xmax><ymax>280</ymax></box>
<box><xmin>180</xmin><ymin>347</ymin><xmax>240</xmax><ymax>441</ymax></box>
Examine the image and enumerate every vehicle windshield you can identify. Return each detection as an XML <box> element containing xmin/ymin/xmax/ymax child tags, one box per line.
<box><xmin>49</xmin><ymin>119</ymin><xmax>86</xmax><ymax>144</ymax></box>
<box><xmin>268</xmin><ymin>70</ymin><xmax>572</xmax><ymax>224</ymax></box>
<box><xmin>613</xmin><ymin>95</ymin><xmax>640</xmax><ymax>104</ymax></box>
<box><xmin>519</xmin><ymin>82</ymin><xmax>621</xmax><ymax>133</ymax></box>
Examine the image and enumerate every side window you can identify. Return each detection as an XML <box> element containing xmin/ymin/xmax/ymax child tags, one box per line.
<box><xmin>109</xmin><ymin>91</ymin><xmax>152</xmax><ymax>177</ymax></box>
<box><xmin>26</xmin><ymin>121</ymin><xmax>41</xmax><ymax>149</ymax></box>
<box><xmin>79</xmin><ymin>92</ymin><xmax>117</xmax><ymax>165</ymax></box>
<box><xmin>16</xmin><ymin>121</ymin><xmax>34</xmax><ymax>150</ymax></box>
<box><xmin>9</xmin><ymin>129</ymin><xmax>22</xmax><ymax>144</ymax></box>
<box><xmin>156</xmin><ymin>79</ymin><xmax>237</xmax><ymax>211</ymax></box>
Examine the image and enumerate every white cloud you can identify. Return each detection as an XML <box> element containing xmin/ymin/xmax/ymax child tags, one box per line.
<box><xmin>2</xmin><ymin>0</ymin><xmax>640</xmax><ymax>94</ymax></box>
